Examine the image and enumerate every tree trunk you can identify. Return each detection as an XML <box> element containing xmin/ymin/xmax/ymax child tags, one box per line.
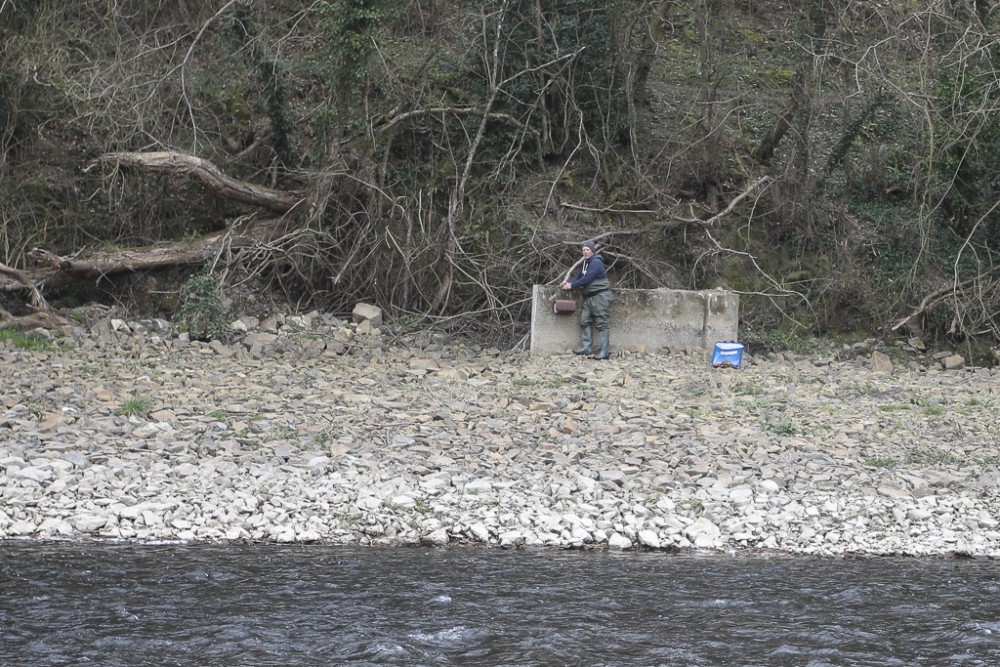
<box><xmin>13</xmin><ymin>217</ymin><xmax>292</xmax><ymax>290</ymax></box>
<box><xmin>0</xmin><ymin>307</ymin><xmax>74</xmax><ymax>330</ymax></box>
<box><xmin>84</xmin><ymin>151</ymin><xmax>305</xmax><ymax>214</ymax></box>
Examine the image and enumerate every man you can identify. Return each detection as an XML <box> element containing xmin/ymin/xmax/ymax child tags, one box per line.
<box><xmin>561</xmin><ymin>240</ymin><xmax>614</xmax><ymax>360</ymax></box>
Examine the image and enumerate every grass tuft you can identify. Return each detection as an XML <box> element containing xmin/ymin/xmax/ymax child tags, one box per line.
<box><xmin>865</xmin><ymin>455</ymin><xmax>897</xmax><ymax>468</ymax></box>
<box><xmin>116</xmin><ymin>396</ymin><xmax>151</xmax><ymax>418</ymax></box>
<box><xmin>765</xmin><ymin>419</ymin><xmax>797</xmax><ymax>436</ymax></box>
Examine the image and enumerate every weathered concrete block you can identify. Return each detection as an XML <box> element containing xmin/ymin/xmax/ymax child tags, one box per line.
<box><xmin>529</xmin><ymin>286</ymin><xmax>738</xmax><ymax>356</ymax></box>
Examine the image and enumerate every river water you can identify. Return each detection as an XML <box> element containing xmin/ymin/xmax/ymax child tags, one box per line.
<box><xmin>2</xmin><ymin>541</ymin><xmax>999</xmax><ymax>666</ymax></box>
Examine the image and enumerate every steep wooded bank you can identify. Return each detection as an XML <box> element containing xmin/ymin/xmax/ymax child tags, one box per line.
<box><xmin>1</xmin><ymin>1</ymin><xmax>999</xmax><ymax>356</ymax></box>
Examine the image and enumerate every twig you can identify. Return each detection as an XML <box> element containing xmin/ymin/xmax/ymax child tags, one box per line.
<box><xmin>890</xmin><ymin>270</ymin><xmax>1000</xmax><ymax>332</ymax></box>
<box><xmin>559</xmin><ymin>201</ymin><xmax>658</xmax><ymax>215</ymax></box>
<box><xmin>663</xmin><ymin>177</ymin><xmax>773</xmax><ymax>227</ymax></box>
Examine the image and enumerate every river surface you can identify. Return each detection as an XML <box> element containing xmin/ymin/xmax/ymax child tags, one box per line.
<box><xmin>2</xmin><ymin>541</ymin><xmax>999</xmax><ymax>666</ymax></box>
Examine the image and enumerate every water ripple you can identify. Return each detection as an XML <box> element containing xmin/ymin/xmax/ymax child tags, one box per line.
<box><xmin>3</xmin><ymin>543</ymin><xmax>1000</xmax><ymax>666</ymax></box>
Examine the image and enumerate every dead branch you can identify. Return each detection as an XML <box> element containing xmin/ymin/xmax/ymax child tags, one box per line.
<box><xmin>0</xmin><ymin>261</ymin><xmax>49</xmax><ymax>311</ymax></box>
<box><xmin>376</xmin><ymin>106</ymin><xmax>535</xmax><ymax>135</ymax></box>
<box><xmin>84</xmin><ymin>151</ymin><xmax>305</xmax><ymax>214</ymax></box>
<box><xmin>890</xmin><ymin>273</ymin><xmax>995</xmax><ymax>335</ymax></box>
<box><xmin>559</xmin><ymin>178</ymin><xmax>771</xmax><ymax>230</ymax></box>
<box><xmin>559</xmin><ymin>201</ymin><xmax>658</xmax><ymax>215</ymax></box>
<box><xmin>664</xmin><ymin>177</ymin><xmax>773</xmax><ymax>227</ymax></box>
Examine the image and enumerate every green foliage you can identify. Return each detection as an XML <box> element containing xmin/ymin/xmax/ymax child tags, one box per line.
<box><xmin>313</xmin><ymin>0</ymin><xmax>385</xmax><ymax>119</ymax></box>
<box><xmin>175</xmin><ymin>272</ymin><xmax>229</xmax><ymax>341</ymax></box>
<box><xmin>932</xmin><ymin>57</ymin><xmax>1000</xmax><ymax>251</ymax></box>
<box><xmin>0</xmin><ymin>328</ymin><xmax>55</xmax><ymax>352</ymax></box>
<box><xmin>741</xmin><ymin>325</ymin><xmax>821</xmax><ymax>355</ymax></box>
<box><xmin>822</xmin><ymin>91</ymin><xmax>889</xmax><ymax>181</ymax></box>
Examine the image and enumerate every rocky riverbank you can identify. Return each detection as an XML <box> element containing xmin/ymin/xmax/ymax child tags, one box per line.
<box><xmin>2</xmin><ymin>308</ymin><xmax>999</xmax><ymax>557</ymax></box>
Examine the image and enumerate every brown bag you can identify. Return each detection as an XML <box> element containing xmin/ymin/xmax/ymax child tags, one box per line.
<box><xmin>553</xmin><ymin>299</ymin><xmax>577</xmax><ymax>314</ymax></box>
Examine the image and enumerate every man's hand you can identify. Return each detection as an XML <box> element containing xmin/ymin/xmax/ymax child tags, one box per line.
<box><xmin>561</xmin><ymin>281</ymin><xmax>572</xmax><ymax>291</ymax></box>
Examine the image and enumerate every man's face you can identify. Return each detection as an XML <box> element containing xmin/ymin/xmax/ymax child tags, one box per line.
<box><xmin>581</xmin><ymin>246</ymin><xmax>594</xmax><ymax>258</ymax></box>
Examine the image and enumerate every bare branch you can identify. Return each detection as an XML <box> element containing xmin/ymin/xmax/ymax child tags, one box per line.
<box><xmin>659</xmin><ymin>177</ymin><xmax>773</xmax><ymax>228</ymax></box>
<box><xmin>559</xmin><ymin>201</ymin><xmax>658</xmax><ymax>215</ymax></box>
<box><xmin>376</xmin><ymin>106</ymin><xmax>535</xmax><ymax>134</ymax></box>
<box><xmin>180</xmin><ymin>0</ymin><xmax>240</xmax><ymax>153</ymax></box>
<box><xmin>0</xmin><ymin>261</ymin><xmax>49</xmax><ymax>311</ymax></box>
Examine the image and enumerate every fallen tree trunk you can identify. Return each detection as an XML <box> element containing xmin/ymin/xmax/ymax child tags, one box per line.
<box><xmin>0</xmin><ymin>307</ymin><xmax>74</xmax><ymax>330</ymax></box>
<box><xmin>83</xmin><ymin>151</ymin><xmax>305</xmax><ymax>214</ymax></box>
<box><xmin>14</xmin><ymin>216</ymin><xmax>292</xmax><ymax>291</ymax></box>
<box><xmin>0</xmin><ymin>261</ymin><xmax>48</xmax><ymax>310</ymax></box>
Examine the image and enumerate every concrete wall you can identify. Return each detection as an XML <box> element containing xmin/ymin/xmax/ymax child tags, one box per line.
<box><xmin>530</xmin><ymin>285</ymin><xmax>739</xmax><ymax>356</ymax></box>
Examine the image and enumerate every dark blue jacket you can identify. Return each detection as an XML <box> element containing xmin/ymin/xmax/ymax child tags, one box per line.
<box><xmin>570</xmin><ymin>253</ymin><xmax>611</xmax><ymax>296</ymax></box>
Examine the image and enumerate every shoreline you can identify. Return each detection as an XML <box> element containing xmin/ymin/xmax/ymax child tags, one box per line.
<box><xmin>2</xmin><ymin>311</ymin><xmax>999</xmax><ymax>558</ymax></box>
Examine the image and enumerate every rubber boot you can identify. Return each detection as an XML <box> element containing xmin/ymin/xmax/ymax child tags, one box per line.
<box><xmin>573</xmin><ymin>327</ymin><xmax>593</xmax><ymax>355</ymax></box>
<box><xmin>593</xmin><ymin>330</ymin><xmax>611</xmax><ymax>360</ymax></box>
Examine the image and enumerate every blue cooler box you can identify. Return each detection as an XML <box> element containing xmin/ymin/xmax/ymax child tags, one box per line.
<box><xmin>712</xmin><ymin>342</ymin><xmax>745</xmax><ymax>368</ymax></box>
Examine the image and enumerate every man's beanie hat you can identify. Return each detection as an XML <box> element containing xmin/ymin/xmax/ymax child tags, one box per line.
<box><xmin>581</xmin><ymin>241</ymin><xmax>597</xmax><ymax>252</ymax></box>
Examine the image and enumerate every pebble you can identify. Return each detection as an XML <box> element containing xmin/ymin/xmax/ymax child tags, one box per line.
<box><xmin>1</xmin><ymin>310</ymin><xmax>998</xmax><ymax>558</ymax></box>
